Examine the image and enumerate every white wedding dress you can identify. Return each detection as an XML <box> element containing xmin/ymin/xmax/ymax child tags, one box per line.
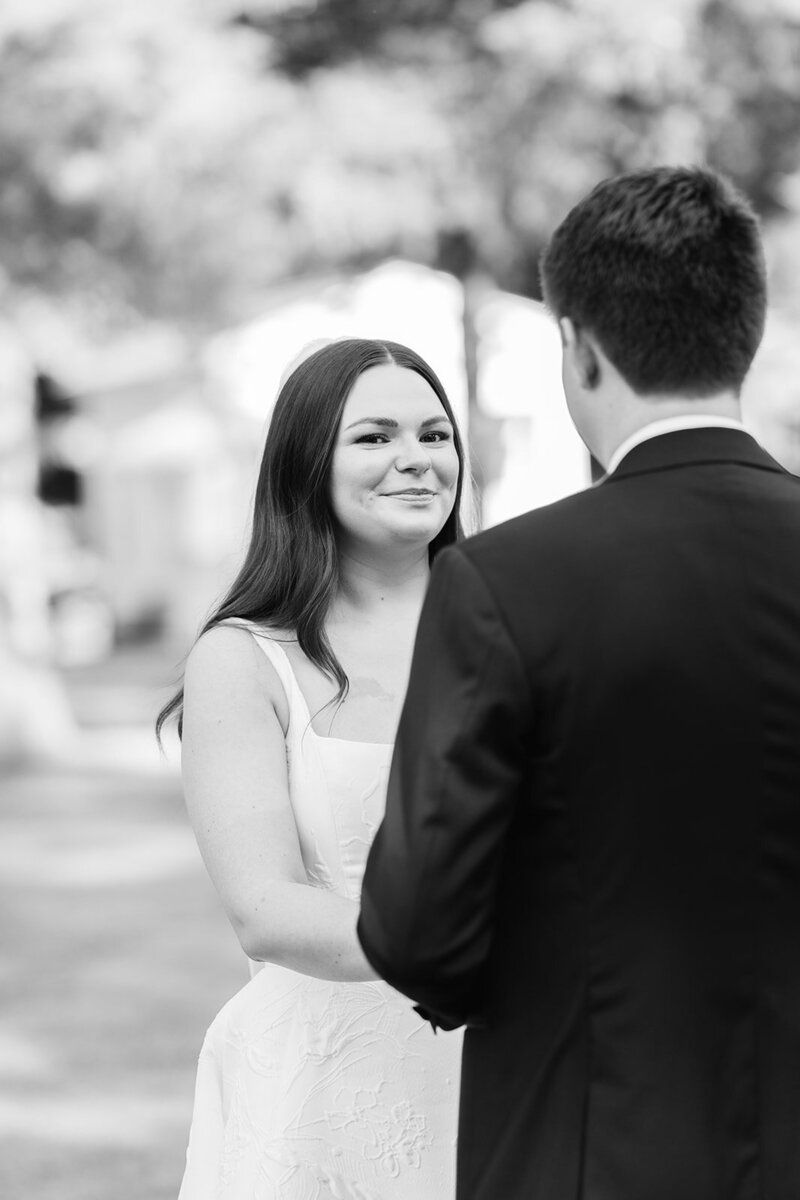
<box><xmin>178</xmin><ymin>629</ymin><xmax>462</xmax><ymax>1200</ymax></box>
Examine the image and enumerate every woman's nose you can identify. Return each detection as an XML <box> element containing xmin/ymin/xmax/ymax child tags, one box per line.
<box><xmin>395</xmin><ymin>438</ymin><xmax>432</xmax><ymax>473</ymax></box>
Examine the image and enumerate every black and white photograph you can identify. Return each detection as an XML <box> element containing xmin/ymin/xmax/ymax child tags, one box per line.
<box><xmin>2</xmin><ymin>2</ymin><xmax>800</xmax><ymax>1198</ymax></box>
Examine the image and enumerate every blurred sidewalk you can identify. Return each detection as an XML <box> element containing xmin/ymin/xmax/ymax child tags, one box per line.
<box><xmin>0</xmin><ymin>640</ymin><xmax>244</xmax><ymax>1200</ymax></box>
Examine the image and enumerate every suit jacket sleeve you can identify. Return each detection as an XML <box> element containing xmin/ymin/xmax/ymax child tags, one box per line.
<box><xmin>357</xmin><ymin>544</ymin><xmax>533</xmax><ymax>1029</ymax></box>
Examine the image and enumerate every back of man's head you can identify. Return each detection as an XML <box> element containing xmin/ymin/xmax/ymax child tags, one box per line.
<box><xmin>540</xmin><ymin>166</ymin><xmax>767</xmax><ymax>398</ymax></box>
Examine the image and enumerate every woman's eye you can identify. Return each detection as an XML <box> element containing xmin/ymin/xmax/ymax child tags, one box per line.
<box><xmin>354</xmin><ymin>429</ymin><xmax>451</xmax><ymax>445</ymax></box>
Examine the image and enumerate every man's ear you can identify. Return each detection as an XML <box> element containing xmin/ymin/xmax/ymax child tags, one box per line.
<box><xmin>559</xmin><ymin>318</ymin><xmax>600</xmax><ymax>389</ymax></box>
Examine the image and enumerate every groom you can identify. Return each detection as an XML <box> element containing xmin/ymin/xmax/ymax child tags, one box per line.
<box><xmin>358</xmin><ymin>166</ymin><xmax>800</xmax><ymax>1199</ymax></box>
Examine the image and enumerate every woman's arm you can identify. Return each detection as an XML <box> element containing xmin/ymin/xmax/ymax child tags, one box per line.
<box><xmin>181</xmin><ymin>625</ymin><xmax>378</xmax><ymax>982</ymax></box>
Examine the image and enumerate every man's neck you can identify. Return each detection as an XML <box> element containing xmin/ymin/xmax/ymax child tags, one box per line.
<box><xmin>597</xmin><ymin>392</ymin><xmax>743</xmax><ymax>471</ymax></box>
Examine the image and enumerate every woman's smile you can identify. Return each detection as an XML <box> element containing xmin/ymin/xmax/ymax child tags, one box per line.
<box><xmin>382</xmin><ymin>487</ymin><xmax>438</xmax><ymax>502</ymax></box>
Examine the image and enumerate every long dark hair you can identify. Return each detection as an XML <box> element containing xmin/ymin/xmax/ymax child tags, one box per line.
<box><xmin>156</xmin><ymin>337</ymin><xmax>466</xmax><ymax>742</ymax></box>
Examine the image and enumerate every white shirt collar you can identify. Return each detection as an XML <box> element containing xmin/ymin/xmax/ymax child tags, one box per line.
<box><xmin>605</xmin><ymin>416</ymin><xmax>748</xmax><ymax>476</ymax></box>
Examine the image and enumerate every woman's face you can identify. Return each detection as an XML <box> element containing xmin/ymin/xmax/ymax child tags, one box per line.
<box><xmin>329</xmin><ymin>364</ymin><xmax>460</xmax><ymax>556</ymax></box>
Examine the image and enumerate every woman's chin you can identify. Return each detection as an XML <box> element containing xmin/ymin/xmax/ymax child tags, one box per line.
<box><xmin>384</xmin><ymin>512</ymin><xmax>448</xmax><ymax>544</ymax></box>
<box><xmin>344</xmin><ymin>517</ymin><xmax>445</xmax><ymax>555</ymax></box>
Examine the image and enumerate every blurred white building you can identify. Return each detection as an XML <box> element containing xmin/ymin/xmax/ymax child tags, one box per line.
<box><xmin>476</xmin><ymin>289</ymin><xmax>590</xmax><ymax>524</ymax></box>
<box><xmin>205</xmin><ymin>260</ymin><xmax>470</xmax><ymax>431</ymax></box>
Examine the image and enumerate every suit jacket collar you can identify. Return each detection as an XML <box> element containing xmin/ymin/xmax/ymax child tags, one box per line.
<box><xmin>599</xmin><ymin>426</ymin><xmax>787</xmax><ymax>485</ymax></box>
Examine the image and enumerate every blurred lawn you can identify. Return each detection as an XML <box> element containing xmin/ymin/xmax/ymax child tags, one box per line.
<box><xmin>0</xmin><ymin>644</ymin><xmax>244</xmax><ymax>1200</ymax></box>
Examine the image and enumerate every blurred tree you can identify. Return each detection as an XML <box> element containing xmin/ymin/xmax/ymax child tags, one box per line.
<box><xmin>238</xmin><ymin>0</ymin><xmax>800</xmax><ymax>296</ymax></box>
<box><xmin>0</xmin><ymin>0</ymin><xmax>301</xmax><ymax>331</ymax></box>
<box><xmin>0</xmin><ymin>0</ymin><xmax>461</xmax><ymax>333</ymax></box>
<box><xmin>701</xmin><ymin>0</ymin><xmax>800</xmax><ymax>215</ymax></box>
<box><xmin>232</xmin><ymin>0</ymin><xmax>488</xmax><ymax>74</ymax></box>
<box><xmin>1</xmin><ymin>0</ymin><xmax>800</xmax><ymax>334</ymax></box>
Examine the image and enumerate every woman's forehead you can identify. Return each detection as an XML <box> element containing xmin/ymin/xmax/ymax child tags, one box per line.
<box><xmin>343</xmin><ymin>364</ymin><xmax>443</xmax><ymax>417</ymax></box>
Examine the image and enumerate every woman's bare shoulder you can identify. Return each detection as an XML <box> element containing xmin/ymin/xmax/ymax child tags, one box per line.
<box><xmin>184</xmin><ymin>623</ymin><xmax>290</xmax><ymax>728</ymax></box>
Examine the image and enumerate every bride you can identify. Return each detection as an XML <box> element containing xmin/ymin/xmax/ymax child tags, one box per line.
<box><xmin>157</xmin><ymin>338</ymin><xmax>467</xmax><ymax>1200</ymax></box>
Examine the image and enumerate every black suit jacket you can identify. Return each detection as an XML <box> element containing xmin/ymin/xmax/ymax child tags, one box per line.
<box><xmin>358</xmin><ymin>428</ymin><xmax>800</xmax><ymax>1200</ymax></box>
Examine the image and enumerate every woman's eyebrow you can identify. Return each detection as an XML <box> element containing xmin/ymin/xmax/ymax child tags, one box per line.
<box><xmin>344</xmin><ymin>416</ymin><xmax>454</xmax><ymax>431</ymax></box>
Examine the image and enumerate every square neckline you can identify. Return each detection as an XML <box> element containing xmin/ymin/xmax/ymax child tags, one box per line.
<box><xmin>250</xmin><ymin>629</ymin><xmax>394</xmax><ymax>751</ymax></box>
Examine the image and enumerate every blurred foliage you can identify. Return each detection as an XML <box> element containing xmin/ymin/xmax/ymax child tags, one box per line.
<box><xmin>2</xmin><ymin>0</ymin><xmax>800</xmax><ymax>334</ymax></box>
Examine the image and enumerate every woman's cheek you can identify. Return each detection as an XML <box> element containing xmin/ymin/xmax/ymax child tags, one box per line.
<box><xmin>443</xmin><ymin>448</ymin><xmax>461</xmax><ymax>488</ymax></box>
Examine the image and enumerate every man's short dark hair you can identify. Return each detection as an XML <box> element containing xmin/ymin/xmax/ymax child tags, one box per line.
<box><xmin>539</xmin><ymin>166</ymin><xmax>767</xmax><ymax>397</ymax></box>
